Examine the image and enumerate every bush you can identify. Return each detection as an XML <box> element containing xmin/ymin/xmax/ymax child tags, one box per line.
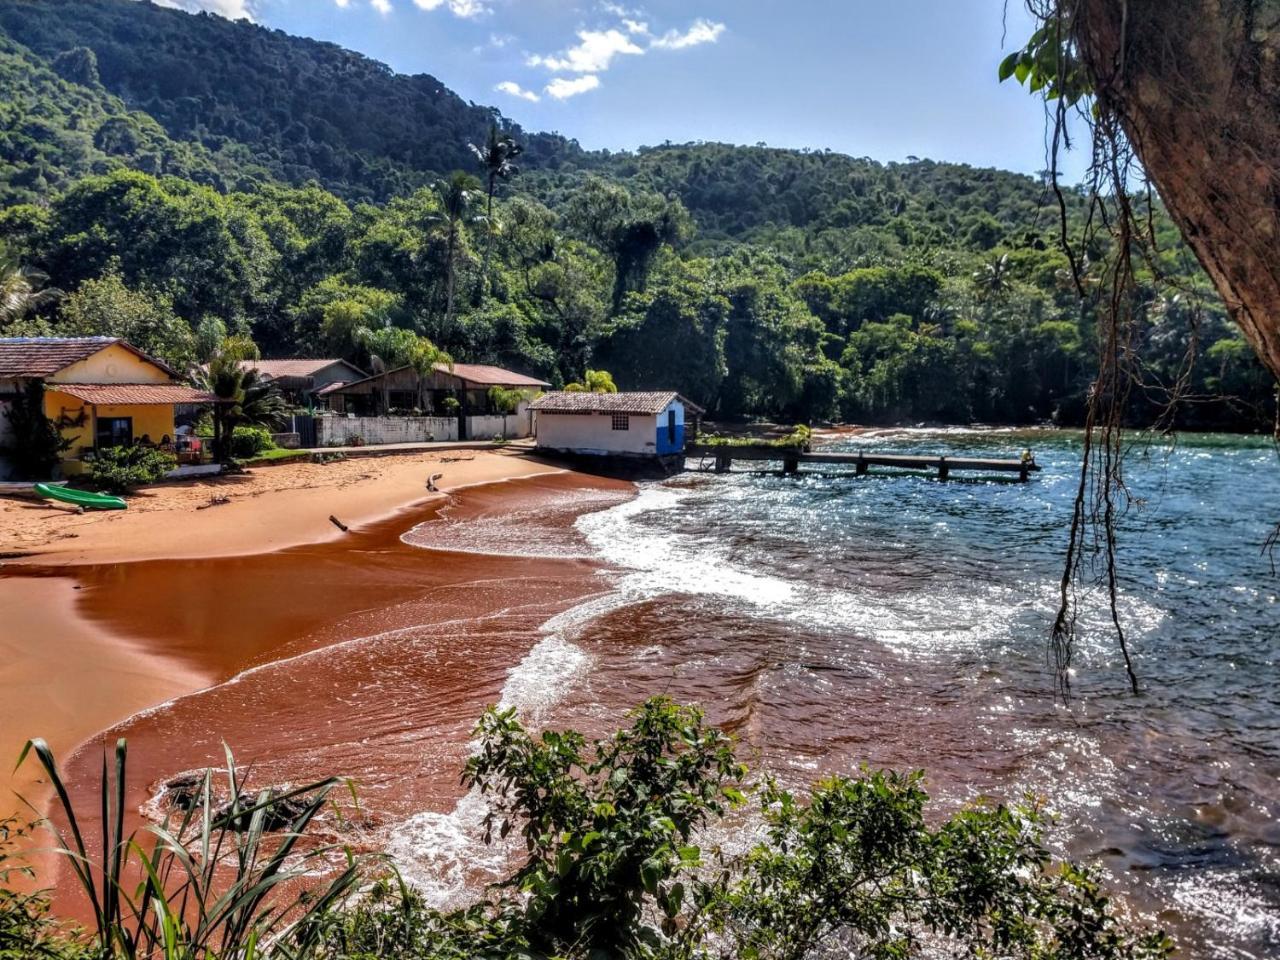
<box><xmin>229</xmin><ymin>425</ymin><xmax>275</xmax><ymax>459</ymax></box>
<box><xmin>326</xmin><ymin>698</ymin><xmax>1173</xmax><ymax>960</ymax></box>
<box><xmin>88</xmin><ymin>445</ymin><xmax>177</xmax><ymax>493</ymax></box>
<box><xmin>1</xmin><ymin>382</ymin><xmax>71</xmax><ymax>480</ymax></box>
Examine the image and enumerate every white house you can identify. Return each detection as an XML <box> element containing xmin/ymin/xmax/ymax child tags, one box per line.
<box><xmin>531</xmin><ymin>391</ymin><xmax>704</xmax><ymax>458</ymax></box>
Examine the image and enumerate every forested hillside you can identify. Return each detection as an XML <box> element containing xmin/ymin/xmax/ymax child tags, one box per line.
<box><xmin>0</xmin><ymin>0</ymin><xmax>583</xmax><ymax>202</ymax></box>
<box><xmin>0</xmin><ymin>0</ymin><xmax>1273</xmax><ymax>430</ymax></box>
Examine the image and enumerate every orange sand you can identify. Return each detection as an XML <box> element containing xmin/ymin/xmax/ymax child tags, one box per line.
<box><xmin>0</xmin><ymin>449</ymin><xmax>563</xmax><ymax>565</ymax></box>
<box><xmin>0</xmin><ymin>449</ymin><xmax>570</xmax><ymax>815</ymax></box>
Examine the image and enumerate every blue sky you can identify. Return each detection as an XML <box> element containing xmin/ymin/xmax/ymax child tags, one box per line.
<box><xmin>157</xmin><ymin>0</ymin><xmax>1086</xmax><ymax>180</ymax></box>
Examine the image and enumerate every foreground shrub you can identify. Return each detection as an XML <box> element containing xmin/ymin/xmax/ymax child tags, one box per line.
<box><xmin>10</xmin><ymin>701</ymin><xmax>1172</xmax><ymax>960</ymax></box>
<box><xmin>229</xmin><ymin>425</ymin><xmax>275</xmax><ymax>460</ymax></box>
<box><xmin>0</xmin><ymin>819</ymin><xmax>89</xmax><ymax>959</ymax></box>
<box><xmin>330</xmin><ymin>698</ymin><xmax>1172</xmax><ymax>960</ymax></box>
<box><xmin>16</xmin><ymin>738</ymin><xmax>364</xmax><ymax>960</ymax></box>
<box><xmin>88</xmin><ymin>445</ymin><xmax>176</xmax><ymax>493</ymax></box>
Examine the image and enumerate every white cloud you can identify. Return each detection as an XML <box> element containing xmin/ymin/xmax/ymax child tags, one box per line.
<box><xmin>146</xmin><ymin>0</ymin><xmax>256</xmax><ymax>20</ymax></box>
<box><xmin>621</xmin><ymin>18</ymin><xmax>649</xmax><ymax>36</ymax></box>
<box><xmin>650</xmin><ymin>18</ymin><xmax>725</xmax><ymax>50</ymax></box>
<box><xmin>371</xmin><ymin>0</ymin><xmax>391</xmax><ymax>12</ymax></box>
<box><xmin>545</xmin><ymin>74</ymin><xmax>601</xmax><ymax>99</ymax></box>
<box><xmin>528</xmin><ymin>28</ymin><xmax>643</xmax><ymax>74</ymax></box>
<box><xmin>413</xmin><ymin>0</ymin><xmax>489</xmax><ymax>17</ymax></box>
<box><xmin>495</xmin><ymin>80</ymin><xmax>540</xmax><ymax>102</ymax></box>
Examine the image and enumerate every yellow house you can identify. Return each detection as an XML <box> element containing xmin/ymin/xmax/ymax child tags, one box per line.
<box><xmin>0</xmin><ymin>337</ymin><xmax>217</xmax><ymax>478</ymax></box>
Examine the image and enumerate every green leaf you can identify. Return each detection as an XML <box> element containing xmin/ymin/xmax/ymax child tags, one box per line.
<box><xmin>640</xmin><ymin>857</ymin><xmax>662</xmax><ymax>895</ymax></box>
<box><xmin>998</xmin><ymin>51</ymin><xmax>1020</xmax><ymax>82</ymax></box>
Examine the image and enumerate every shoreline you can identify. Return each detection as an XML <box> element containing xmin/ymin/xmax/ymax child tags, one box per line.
<box><xmin>0</xmin><ymin>450</ymin><xmax>606</xmax><ymax>821</ymax></box>
<box><xmin>0</xmin><ymin>448</ymin><xmax>567</xmax><ymax>567</ymax></box>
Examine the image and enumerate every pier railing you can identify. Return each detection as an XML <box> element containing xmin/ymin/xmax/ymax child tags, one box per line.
<box><xmin>685</xmin><ymin>444</ymin><xmax>1041</xmax><ymax>481</ymax></box>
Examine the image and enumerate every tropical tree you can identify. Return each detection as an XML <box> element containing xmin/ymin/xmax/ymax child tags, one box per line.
<box><xmin>973</xmin><ymin>253</ymin><xmax>1013</xmax><ymax>301</ymax></box>
<box><xmin>429</xmin><ymin>172</ymin><xmax>485</xmax><ymax>332</ymax></box>
<box><xmin>563</xmin><ymin>369</ymin><xmax>618</xmax><ymax>393</ymax></box>
<box><xmin>468</xmin><ymin>124</ymin><xmax>523</xmax><ymax>287</ymax></box>
<box><xmin>0</xmin><ymin>255</ymin><xmax>61</xmax><ymax>334</ymax></box>
<box><xmin>407</xmin><ymin>335</ymin><xmax>453</xmax><ymax>412</ymax></box>
<box><xmin>58</xmin><ymin>269</ymin><xmax>195</xmax><ymax>368</ymax></box>
<box><xmin>192</xmin><ymin>337</ymin><xmax>288</xmax><ymax>462</ymax></box>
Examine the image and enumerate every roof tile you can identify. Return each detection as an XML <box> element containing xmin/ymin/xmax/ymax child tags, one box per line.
<box><xmin>50</xmin><ymin>384</ymin><xmax>219</xmax><ymax>405</ymax></box>
<box><xmin>0</xmin><ymin>337</ymin><xmax>121</xmax><ymax>378</ymax></box>
<box><xmin>531</xmin><ymin>391</ymin><xmax>704</xmax><ymax>415</ymax></box>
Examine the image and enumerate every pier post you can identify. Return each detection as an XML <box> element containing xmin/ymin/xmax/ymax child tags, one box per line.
<box><xmin>937</xmin><ymin>456</ymin><xmax>949</xmax><ymax>481</ymax></box>
<box><xmin>856</xmin><ymin>455</ymin><xmax>867</xmax><ymax>476</ymax></box>
<box><xmin>715</xmin><ymin>453</ymin><xmax>730</xmax><ymax>474</ymax></box>
<box><xmin>784</xmin><ymin>454</ymin><xmax>799</xmax><ymax>476</ymax></box>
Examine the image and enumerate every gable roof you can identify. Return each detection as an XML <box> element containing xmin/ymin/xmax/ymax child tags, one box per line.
<box><xmin>242</xmin><ymin>359</ymin><xmax>366</xmax><ymax>381</ymax></box>
<box><xmin>333</xmin><ymin>361</ymin><xmax>550</xmax><ymax>393</ymax></box>
<box><xmin>446</xmin><ymin>362</ymin><xmax>550</xmax><ymax>388</ymax></box>
<box><xmin>531</xmin><ymin>391</ymin><xmax>705</xmax><ymax>416</ymax></box>
<box><xmin>0</xmin><ymin>337</ymin><xmax>178</xmax><ymax>378</ymax></box>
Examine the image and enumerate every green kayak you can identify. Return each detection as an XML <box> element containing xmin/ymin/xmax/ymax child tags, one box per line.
<box><xmin>34</xmin><ymin>483</ymin><xmax>127</xmax><ymax>511</ymax></box>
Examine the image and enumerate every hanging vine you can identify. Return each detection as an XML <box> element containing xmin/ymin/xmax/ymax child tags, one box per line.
<box><xmin>1001</xmin><ymin>0</ymin><xmax>1245</xmax><ymax>696</ymax></box>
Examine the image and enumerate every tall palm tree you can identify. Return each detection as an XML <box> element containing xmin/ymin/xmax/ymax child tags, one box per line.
<box><xmin>0</xmin><ymin>256</ymin><xmax>62</xmax><ymax>331</ymax></box>
<box><xmin>468</xmin><ymin>125</ymin><xmax>523</xmax><ymax>288</ymax></box>
<box><xmin>430</xmin><ymin>172</ymin><xmax>485</xmax><ymax>332</ymax></box>
<box><xmin>973</xmin><ymin>254</ymin><xmax>1012</xmax><ymax>300</ymax></box>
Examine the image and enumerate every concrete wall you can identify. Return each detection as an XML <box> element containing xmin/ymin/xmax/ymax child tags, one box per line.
<box><xmin>467</xmin><ymin>409</ymin><xmax>532</xmax><ymax>440</ymax></box>
<box><xmin>535</xmin><ymin>400</ymin><xmax>687</xmax><ymax>456</ymax></box>
<box><xmin>316</xmin><ymin>416</ymin><xmax>458</xmax><ymax>446</ymax></box>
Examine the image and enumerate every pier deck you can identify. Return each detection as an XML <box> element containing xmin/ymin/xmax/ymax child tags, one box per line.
<box><xmin>684</xmin><ymin>444</ymin><xmax>1041</xmax><ymax>481</ymax></box>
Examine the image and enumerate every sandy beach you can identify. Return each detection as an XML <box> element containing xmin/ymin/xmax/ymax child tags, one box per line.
<box><xmin>0</xmin><ymin>447</ymin><xmax>564</xmax><ymax>565</ymax></box>
<box><xmin>0</xmin><ymin>449</ymin><xmax>592</xmax><ymax>818</ymax></box>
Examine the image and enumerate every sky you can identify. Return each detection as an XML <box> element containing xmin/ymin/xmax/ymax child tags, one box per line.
<box><xmin>150</xmin><ymin>0</ymin><xmax>1088</xmax><ymax>180</ymax></box>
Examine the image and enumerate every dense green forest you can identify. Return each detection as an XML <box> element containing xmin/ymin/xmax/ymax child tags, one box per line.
<box><xmin>0</xmin><ymin>0</ymin><xmax>1273</xmax><ymax>429</ymax></box>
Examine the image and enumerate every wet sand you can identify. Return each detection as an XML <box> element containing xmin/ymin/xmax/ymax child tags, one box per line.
<box><xmin>0</xmin><ymin>451</ymin><xmax>605</xmax><ymax>816</ymax></box>
<box><xmin>0</xmin><ymin>459</ymin><xmax>634</xmax><ymax>912</ymax></box>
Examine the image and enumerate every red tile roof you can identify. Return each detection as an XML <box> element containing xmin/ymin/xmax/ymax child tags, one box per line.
<box><xmin>531</xmin><ymin>391</ymin><xmax>705</xmax><ymax>415</ymax></box>
<box><xmin>0</xmin><ymin>337</ymin><xmax>120</xmax><ymax>377</ymax></box>
<box><xmin>439</xmin><ymin>362</ymin><xmax>550</xmax><ymax>388</ymax></box>
<box><xmin>51</xmin><ymin>384</ymin><xmax>219</xmax><ymax>405</ymax></box>
<box><xmin>0</xmin><ymin>337</ymin><xmax>181</xmax><ymax>379</ymax></box>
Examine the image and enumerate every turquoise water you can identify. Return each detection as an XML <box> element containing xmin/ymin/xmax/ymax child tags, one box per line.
<box><xmin>539</xmin><ymin>428</ymin><xmax>1279</xmax><ymax>958</ymax></box>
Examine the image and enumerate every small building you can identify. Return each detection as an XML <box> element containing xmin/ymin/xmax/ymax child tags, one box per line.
<box><xmin>530</xmin><ymin>391</ymin><xmax>704</xmax><ymax>459</ymax></box>
<box><xmin>238</xmin><ymin>359</ymin><xmax>367</xmax><ymax>407</ymax></box>
<box><xmin>0</xmin><ymin>337</ymin><xmax>218</xmax><ymax>479</ymax></box>
<box><xmin>327</xmin><ymin>361</ymin><xmax>550</xmax><ymax>441</ymax></box>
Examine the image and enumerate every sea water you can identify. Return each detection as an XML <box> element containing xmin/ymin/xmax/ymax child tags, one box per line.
<box><xmin>400</xmin><ymin>428</ymin><xmax>1278</xmax><ymax>958</ymax></box>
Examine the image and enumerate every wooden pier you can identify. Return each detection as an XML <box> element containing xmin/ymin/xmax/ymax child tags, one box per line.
<box><xmin>685</xmin><ymin>444</ymin><xmax>1042</xmax><ymax>481</ymax></box>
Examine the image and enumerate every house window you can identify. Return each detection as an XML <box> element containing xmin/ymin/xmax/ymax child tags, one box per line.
<box><xmin>611</xmin><ymin>413</ymin><xmax>630</xmax><ymax>431</ymax></box>
<box><xmin>96</xmin><ymin>416</ymin><xmax>133</xmax><ymax>449</ymax></box>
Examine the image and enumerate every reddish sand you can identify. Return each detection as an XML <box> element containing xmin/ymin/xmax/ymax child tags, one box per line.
<box><xmin>0</xmin><ymin>448</ymin><xmax>564</xmax><ymax>565</ymax></box>
<box><xmin>0</xmin><ymin>451</ymin><xmax>599</xmax><ymax>819</ymax></box>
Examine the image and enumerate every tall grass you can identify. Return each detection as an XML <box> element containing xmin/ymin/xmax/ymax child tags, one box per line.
<box><xmin>16</xmin><ymin>738</ymin><xmax>367</xmax><ymax>959</ymax></box>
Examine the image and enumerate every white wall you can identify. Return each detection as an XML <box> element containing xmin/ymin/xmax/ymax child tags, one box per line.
<box><xmin>535</xmin><ymin>409</ymin><xmax>664</xmax><ymax>455</ymax></box>
<box><xmin>468</xmin><ymin>411</ymin><xmax>532</xmax><ymax>440</ymax></box>
<box><xmin>317</xmin><ymin>416</ymin><xmax>458</xmax><ymax>446</ymax></box>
